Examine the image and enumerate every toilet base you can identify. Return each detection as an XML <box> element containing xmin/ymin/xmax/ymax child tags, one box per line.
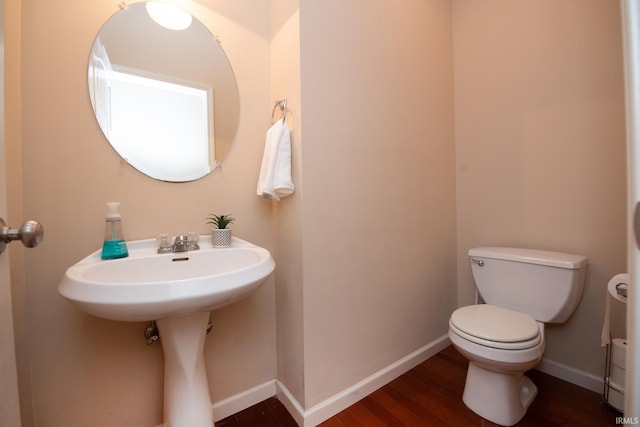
<box><xmin>462</xmin><ymin>362</ymin><xmax>538</xmax><ymax>426</ymax></box>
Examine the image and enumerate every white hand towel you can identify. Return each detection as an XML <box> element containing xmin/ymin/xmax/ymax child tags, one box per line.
<box><xmin>257</xmin><ymin>118</ymin><xmax>295</xmax><ymax>200</ymax></box>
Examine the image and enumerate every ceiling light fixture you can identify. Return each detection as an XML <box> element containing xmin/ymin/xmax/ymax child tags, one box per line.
<box><xmin>146</xmin><ymin>1</ymin><xmax>192</xmax><ymax>31</ymax></box>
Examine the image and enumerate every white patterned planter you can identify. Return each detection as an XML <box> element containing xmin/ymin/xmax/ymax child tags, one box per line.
<box><xmin>211</xmin><ymin>229</ymin><xmax>232</xmax><ymax>247</ymax></box>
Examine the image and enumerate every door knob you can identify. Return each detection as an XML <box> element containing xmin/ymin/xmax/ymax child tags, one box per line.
<box><xmin>0</xmin><ymin>217</ymin><xmax>44</xmax><ymax>255</ymax></box>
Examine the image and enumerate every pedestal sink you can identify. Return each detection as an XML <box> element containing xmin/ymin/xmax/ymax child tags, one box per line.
<box><xmin>58</xmin><ymin>236</ymin><xmax>275</xmax><ymax>427</ymax></box>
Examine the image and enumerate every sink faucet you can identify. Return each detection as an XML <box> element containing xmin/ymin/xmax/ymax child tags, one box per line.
<box><xmin>172</xmin><ymin>235</ymin><xmax>189</xmax><ymax>252</ymax></box>
<box><xmin>157</xmin><ymin>234</ymin><xmax>200</xmax><ymax>254</ymax></box>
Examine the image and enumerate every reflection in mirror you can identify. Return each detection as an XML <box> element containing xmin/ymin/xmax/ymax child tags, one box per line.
<box><xmin>88</xmin><ymin>2</ymin><xmax>240</xmax><ymax>182</ymax></box>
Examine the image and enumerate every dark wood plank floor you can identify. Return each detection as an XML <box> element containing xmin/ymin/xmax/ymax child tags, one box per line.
<box><xmin>216</xmin><ymin>345</ymin><xmax>620</xmax><ymax>426</ymax></box>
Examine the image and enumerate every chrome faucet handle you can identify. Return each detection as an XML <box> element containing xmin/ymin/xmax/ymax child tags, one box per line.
<box><xmin>187</xmin><ymin>232</ymin><xmax>200</xmax><ymax>251</ymax></box>
<box><xmin>157</xmin><ymin>234</ymin><xmax>173</xmax><ymax>254</ymax></box>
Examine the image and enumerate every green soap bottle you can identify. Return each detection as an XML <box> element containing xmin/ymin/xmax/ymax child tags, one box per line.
<box><xmin>101</xmin><ymin>202</ymin><xmax>129</xmax><ymax>260</ymax></box>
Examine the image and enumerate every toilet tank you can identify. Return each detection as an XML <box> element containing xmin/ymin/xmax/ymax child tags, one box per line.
<box><xmin>468</xmin><ymin>247</ymin><xmax>588</xmax><ymax>323</ymax></box>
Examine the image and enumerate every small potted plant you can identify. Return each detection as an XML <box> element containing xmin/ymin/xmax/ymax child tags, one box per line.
<box><xmin>207</xmin><ymin>214</ymin><xmax>235</xmax><ymax>247</ymax></box>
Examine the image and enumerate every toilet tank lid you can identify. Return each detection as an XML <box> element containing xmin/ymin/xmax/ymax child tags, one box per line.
<box><xmin>469</xmin><ymin>247</ymin><xmax>588</xmax><ymax>269</ymax></box>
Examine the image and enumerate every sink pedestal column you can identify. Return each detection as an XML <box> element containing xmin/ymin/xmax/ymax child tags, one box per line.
<box><xmin>156</xmin><ymin>312</ymin><xmax>214</xmax><ymax>427</ymax></box>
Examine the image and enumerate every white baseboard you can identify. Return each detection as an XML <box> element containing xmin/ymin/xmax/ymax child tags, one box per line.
<box><xmin>206</xmin><ymin>339</ymin><xmax>602</xmax><ymax>427</ymax></box>
<box><xmin>278</xmin><ymin>334</ymin><xmax>451</xmax><ymax>427</ymax></box>
<box><xmin>537</xmin><ymin>357</ymin><xmax>603</xmax><ymax>394</ymax></box>
<box><xmin>276</xmin><ymin>381</ymin><xmax>307</xmax><ymax>427</ymax></box>
<box><xmin>211</xmin><ymin>380</ymin><xmax>277</xmax><ymax>422</ymax></box>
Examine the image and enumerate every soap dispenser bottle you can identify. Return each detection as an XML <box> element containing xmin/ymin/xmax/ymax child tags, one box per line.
<box><xmin>101</xmin><ymin>202</ymin><xmax>129</xmax><ymax>260</ymax></box>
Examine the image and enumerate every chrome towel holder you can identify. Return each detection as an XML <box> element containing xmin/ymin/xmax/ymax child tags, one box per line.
<box><xmin>272</xmin><ymin>99</ymin><xmax>287</xmax><ymax>124</ymax></box>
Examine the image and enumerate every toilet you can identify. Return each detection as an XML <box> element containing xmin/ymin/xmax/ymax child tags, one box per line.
<box><xmin>448</xmin><ymin>247</ymin><xmax>588</xmax><ymax>426</ymax></box>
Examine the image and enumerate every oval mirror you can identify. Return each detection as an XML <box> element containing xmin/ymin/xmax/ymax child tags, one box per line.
<box><xmin>88</xmin><ymin>2</ymin><xmax>240</xmax><ymax>182</ymax></box>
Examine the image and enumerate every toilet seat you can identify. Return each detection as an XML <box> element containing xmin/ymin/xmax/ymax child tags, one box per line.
<box><xmin>450</xmin><ymin>305</ymin><xmax>542</xmax><ymax>350</ymax></box>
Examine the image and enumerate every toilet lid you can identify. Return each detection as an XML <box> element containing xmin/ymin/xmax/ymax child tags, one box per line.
<box><xmin>450</xmin><ymin>305</ymin><xmax>540</xmax><ymax>343</ymax></box>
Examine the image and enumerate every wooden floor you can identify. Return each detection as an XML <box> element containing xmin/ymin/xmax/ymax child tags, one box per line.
<box><xmin>216</xmin><ymin>345</ymin><xmax>620</xmax><ymax>426</ymax></box>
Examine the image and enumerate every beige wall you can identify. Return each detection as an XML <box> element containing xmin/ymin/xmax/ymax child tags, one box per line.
<box><xmin>299</xmin><ymin>0</ymin><xmax>457</xmax><ymax>407</ymax></box>
<box><xmin>13</xmin><ymin>0</ymin><xmax>276</xmax><ymax>425</ymax></box>
<box><xmin>270</xmin><ymin>0</ymin><xmax>306</xmax><ymax>407</ymax></box>
<box><xmin>453</xmin><ymin>0</ymin><xmax>627</xmax><ymax>378</ymax></box>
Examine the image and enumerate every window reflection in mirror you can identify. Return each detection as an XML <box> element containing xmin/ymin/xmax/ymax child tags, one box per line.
<box><xmin>87</xmin><ymin>2</ymin><xmax>239</xmax><ymax>182</ymax></box>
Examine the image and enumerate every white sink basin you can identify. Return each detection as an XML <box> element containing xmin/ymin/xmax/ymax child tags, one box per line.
<box><xmin>58</xmin><ymin>236</ymin><xmax>275</xmax><ymax>322</ymax></box>
<box><xmin>59</xmin><ymin>235</ymin><xmax>275</xmax><ymax>426</ymax></box>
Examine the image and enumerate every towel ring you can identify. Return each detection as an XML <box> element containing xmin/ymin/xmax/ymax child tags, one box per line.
<box><xmin>272</xmin><ymin>99</ymin><xmax>287</xmax><ymax>124</ymax></box>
